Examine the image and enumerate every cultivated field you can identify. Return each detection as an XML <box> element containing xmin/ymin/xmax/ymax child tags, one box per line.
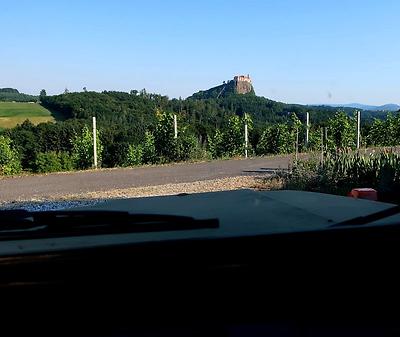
<box><xmin>0</xmin><ymin>101</ymin><xmax>55</xmax><ymax>128</ymax></box>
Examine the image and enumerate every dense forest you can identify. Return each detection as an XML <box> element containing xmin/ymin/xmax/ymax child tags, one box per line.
<box><xmin>0</xmin><ymin>87</ymin><xmax>399</xmax><ymax>175</ymax></box>
<box><xmin>0</xmin><ymin>88</ymin><xmax>38</xmax><ymax>102</ymax></box>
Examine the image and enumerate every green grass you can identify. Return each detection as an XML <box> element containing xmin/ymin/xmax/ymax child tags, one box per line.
<box><xmin>0</xmin><ymin>102</ymin><xmax>56</xmax><ymax>128</ymax></box>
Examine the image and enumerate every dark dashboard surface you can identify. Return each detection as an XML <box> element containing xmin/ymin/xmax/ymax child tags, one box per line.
<box><xmin>1</xmin><ymin>190</ymin><xmax>400</xmax><ymax>336</ymax></box>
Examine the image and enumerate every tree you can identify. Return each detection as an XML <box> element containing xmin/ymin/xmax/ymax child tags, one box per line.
<box><xmin>39</xmin><ymin>89</ymin><xmax>47</xmax><ymax>98</ymax></box>
<box><xmin>327</xmin><ymin>110</ymin><xmax>357</xmax><ymax>151</ymax></box>
<box><xmin>126</xmin><ymin>144</ymin><xmax>143</xmax><ymax>166</ymax></box>
<box><xmin>0</xmin><ymin>136</ymin><xmax>22</xmax><ymax>175</ymax></box>
<box><xmin>142</xmin><ymin>131</ymin><xmax>157</xmax><ymax>164</ymax></box>
<box><xmin>83</xmin><ymin>87</ymin><xmax>87</xmax><ymax>92</ymax></box>
<box><xmin>71</xmin><ymin>125</ymin><xmax>103</xmax><ymax>169</ymax></box>
<box><xmin>4</xmin><ymin>120</ymin><xmax>38</xmax><ymax>170</ymax></box>
<box><xmin>257</xmin><ymin>123</ymin><xmax>292</xmax><ymax>155</ymax></box>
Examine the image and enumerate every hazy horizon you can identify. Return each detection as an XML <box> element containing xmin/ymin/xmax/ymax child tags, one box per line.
<box><xmin>1</xmin><ymin>0</ymin><xmax>399</xmax><ymax>106</ymax></box>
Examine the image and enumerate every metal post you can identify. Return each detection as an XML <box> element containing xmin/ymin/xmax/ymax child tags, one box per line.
<box><xmin>92</xmin><ymin>116</ymin><xmax>98</xmax><ymax>169</ymax></box>
<box><xmin>305</xmin><ymin>112</ymin><xmax>310</xmax><ymax>148</ymax></box>
<box><xmin>356</xmin><ymin>110</ymin><xmax>361</xmax><ymax>150</ymax></box>
<box><xmin>173</xmin><ymin>114</ymin><xmax>178</xmax><ymax>139</ymax></box>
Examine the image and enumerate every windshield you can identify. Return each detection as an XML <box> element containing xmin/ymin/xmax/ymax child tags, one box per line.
<box><xmin>0</xmin><ymin>1</ymin><xmax>399</xmax><ymax>212</ymax></box>
<box><xmin>2</xmin><ymin>3</ymin><xmax>400</xmax><ymax>337</ymax></box>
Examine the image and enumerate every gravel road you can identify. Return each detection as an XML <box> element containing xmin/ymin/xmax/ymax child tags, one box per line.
<box><xmin>0</xmin><ymin>155</ymin><xmax>292</xmax><ymax>206</ymax></box>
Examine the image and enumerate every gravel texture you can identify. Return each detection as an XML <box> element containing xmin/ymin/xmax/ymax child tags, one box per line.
<box><xmin>0</xmin><ymin>176</ymin><xmax>274</xmax><ymax>212</ymax></box>
<box><xmin>0</xmin><ymin>156</ymin><xmax>292</xmax><ymax>203</ymax></box>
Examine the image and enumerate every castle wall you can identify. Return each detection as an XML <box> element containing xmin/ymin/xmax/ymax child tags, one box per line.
<box><xmin>234</xmin><ymin>75</ymin><xmax>252</xmax><ymax>84</ymax></box>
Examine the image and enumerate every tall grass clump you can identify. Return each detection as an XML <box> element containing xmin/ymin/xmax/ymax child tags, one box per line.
<box><xmin>283</xmin><ymin>151</ymin><xmax>400</xmax><ymax>202</ymax></box>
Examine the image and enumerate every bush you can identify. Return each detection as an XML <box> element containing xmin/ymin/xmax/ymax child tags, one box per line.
<box><xmin>0</xmin><ymin>136</ymin><xmax>22</xmax><ymax>175</ymax></box>
<box><xmin>257</xmin><ymin>124</ymin><xmax>292</xmax><ymax>155</ymax></box>
<box><xmin>153</xmin><ymin>110</ymin><xmax>197</xmax><ymax>163</ymax></box>
<box><xmin>71</xmin><ymin>125</ymin><xmax>103</xmax><ymax>169</ymax></box>
<box><xmin>208</xmin><ymin>114</ymin><xmax>252</xmax><ymax>159</ymax></box>
<box><xmin>283</xmin><ymin>152</ymin><xmax>400</xmax><ymax>198</ymax></box>
<box><xmin>208</xmin><ymin>129</ymin><xmax>224</xmax><ymax>158</ymax></box>
<box><xmin>173</xmin><ymin>133</ymin><xmax>198</xmax><ymax>161</ymax></box>
<box><xmin>256</xmin><ymin>113</ymin><xmax>301</xmax><ymax>155</ymax></box>
<box><xmin>326</xmin><ymin>110</ymin><xmax>357</xmax><ymax>151</ymax></box>
<box><xmin>34</xmin><ymin>151</ymin><xmax>75</xmax><ymax>173</ymax></box>
<box><xmin>126</xmin><ymin>144</ymin><xmax>143</xmax><ymax>166</ymax></box>
<box><xmin>58</xmin><ymin>151</ymin><xmax>75</xmax><ymax>171</ymax></box>
<box><xmin>34</xmin><ymin>152</ymin><xmax>62</xmax><ymax>173</ymax></box>
<box><xmin>142</xmin><ymin>131</ymin><xmax>157</xmax><ymax>164</ymax></box>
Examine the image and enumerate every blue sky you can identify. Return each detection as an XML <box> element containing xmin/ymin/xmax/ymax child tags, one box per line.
<box><xmin>1</xmin><ymin>0</ymin><xmax>399</xmax><ymax>105</ymax></box>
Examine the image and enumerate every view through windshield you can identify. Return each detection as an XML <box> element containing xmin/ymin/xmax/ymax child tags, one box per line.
<box><xmin>2</xmin><ymin>1</ymin><xmax>400</xmax><ymax>336</ymax></box>
<box><xmin>1</xmin><ymin>1</ymin><xmax>399</xmax><ymax>211</ymax></box>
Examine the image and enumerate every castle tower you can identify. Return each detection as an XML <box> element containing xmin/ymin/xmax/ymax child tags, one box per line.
<box><xmin>233</xmin><ymin>75</ymin><xmax>253</xmax><ymax>94</ymax></box>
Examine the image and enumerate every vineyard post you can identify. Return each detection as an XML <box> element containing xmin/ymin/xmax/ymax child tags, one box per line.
<box><xmin>173</xmin><ymin>114</ymin><xmax>178</xmax><ymax>139</ymax></box>
<box><xmin>321</xmin><ymin>127</ymin><xmax>324</xmax><ymax>164</ymax></box>
<box><xmin>92</xmin><ymin>116</ymin><xmax>98</xmax><ymax>169</ymax></box>
<box><xmin>356</xmin><ymin>110</ymin><xmax>361</xmax><ymax>150</ymax></box>
<box><xmin>244</xmin><ymin>113</ymin><xmax>248</xmax><ymax>158</ymax></box>
<box><xmin>305</xmin><ymin>112</ymin><xmax>310</xmax><ymax>148</ymax></box>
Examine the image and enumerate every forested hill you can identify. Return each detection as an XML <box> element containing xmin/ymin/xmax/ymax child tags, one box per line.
<box><xmin>0</xmin><ymin>88</ymin><xmax>38</xmax><ymax>102</ymax></box>
<box><xmin>41</xmin><ymin>90</ymin><xmax>345</xmax><ymax>128</ymax></box>
<box><xmin>41</xmin><ymin>89</ymin><xmax>389</xmax><ymax>136</ymax></box>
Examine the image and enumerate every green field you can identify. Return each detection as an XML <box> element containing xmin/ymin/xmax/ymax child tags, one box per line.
<box><xmin>0</xmin><ymin>102</ymin><xmax>56</xmax><ymax>129</ymax></box>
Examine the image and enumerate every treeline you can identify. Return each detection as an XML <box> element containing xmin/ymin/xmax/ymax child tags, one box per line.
<box><xmin>1</xmin><ymin>109</ymin><xmax>400</xmax><ymax>176</ymax></box>
<box><xmin>1</xmin><ymin>89</ymin><xmax>400</xmax><ymax>175</ymax></box>
<box><xmin>41</xmin><ymin>90</ymin><xmax>392</xmax><ymax>139</ymax></box>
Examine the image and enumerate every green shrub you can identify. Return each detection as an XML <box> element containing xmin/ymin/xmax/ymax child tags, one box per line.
<box><xmin>34</xmin><ymin>151</ymin><xmax>74</xmax><ymax>173</ymax></box>
<box><xmin>208</xmin><ymin>129</ymin><xmax>224</xmax><ymax>158</ymax></box>
<box><xmin>0</xmin><ymin>135</ymin><xmax>22</xmax><ymax>175</ymax></box>
<box><xmin>58</xmin><ymin>151</ymin><xmax>75</xmax><ymax>171</ymax></box>
<box><xmin>35</xmin><ymin>152</ymin><xmax>62</xmax><ymax>173</ymax></box>
<box><xmin>173</xmin><ymin>133</ymin><xmax>198</xmax><ymax>161</ymax></box>
<box><xmin>142</xmin><ymin>131</ymin><xmax>157</xmax><ymax>164</ymax></box>
<box><xmin>71</xmin><ymin>125</ymin><xmax>103</xmax><ymax>169</ymax></box>
<box><xmin>153</xmin><ymin>110</ymin><xmax>197</xmax><ymax>163</ymax></box>
<box><xmin>326</xmin><ymin>110</ymin><xmax>357</xmax><ymax>151</ymax></box>
<box><xmin>257</xmin><ymin>124</ymin><xmax>292</xmax><ymax>155</ymax></box>
<box><xmin>208</xmin><ymin>114</ymin><xmax>252</xmax><ymax>159</ymax></box>
<box><xmin>126</xmin><ymin>144</ymin><xmax>143</xmax><ymax>166</ymax></box>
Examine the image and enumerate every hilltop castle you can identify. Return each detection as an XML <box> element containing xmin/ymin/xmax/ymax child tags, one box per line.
<box><xmin>190</xmin><ymin>74</ymin><xmax>255</xmax><ymax>99</ymax></box>
<box><xmin>234</xmin><ymin>74</ymin><xmax>252</xmax><ymax>84</ymax></box>
<box><xmin>232</xmin><ymin>74</ymin><xmax>253</xmax><ymax>94</ymax></box>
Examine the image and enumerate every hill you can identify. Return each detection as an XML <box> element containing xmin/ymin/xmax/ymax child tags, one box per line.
<box><xmin>190</xmin><ymin>75</ymin><xmax>255</xmax><ymax>99</ymax></box>
<box><xmin>0</xmin><ymin>88</ymin><xmax>38</xmax><ymax>103</ymax></box>
<box><xmin>0</xmin><ymin>102</ymin><xmax>56</xmax><ymax>129</ymax></box>
<box><xmin>323</xmin><ymin>103</ymin><xmax>400</xmax><ymax>112</ymax></box>
<box><xmin>40</xmin><ymin>86</ymin><xmax>393</xmax><ymax>137</ymax></box>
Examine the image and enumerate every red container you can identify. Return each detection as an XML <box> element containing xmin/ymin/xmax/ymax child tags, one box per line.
<box><xmin>348</xmin><ymin>188</ymin><xmax>378</xmax><ymax>201</ymax></box>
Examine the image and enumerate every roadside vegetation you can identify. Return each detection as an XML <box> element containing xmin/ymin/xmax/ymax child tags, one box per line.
<box><xmin>281</xmin><ymin>151</ymin><xmax>400</xmax><ymax>201</ymax></box>
<box><xmin>0</xmin><ymin>89</ymin><xmax>399</xmax><ymax>177</ymax></box>
<box><xmin>273</xmin><ymin>112</ymin><xmax>400</xmax><ymax>202</ymax></box>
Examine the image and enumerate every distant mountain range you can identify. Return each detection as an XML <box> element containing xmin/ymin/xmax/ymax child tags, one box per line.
<box><xmin>319</xmin><ymin>103</ymin><xmax>400</xmax><ymax>112</ymax></box>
